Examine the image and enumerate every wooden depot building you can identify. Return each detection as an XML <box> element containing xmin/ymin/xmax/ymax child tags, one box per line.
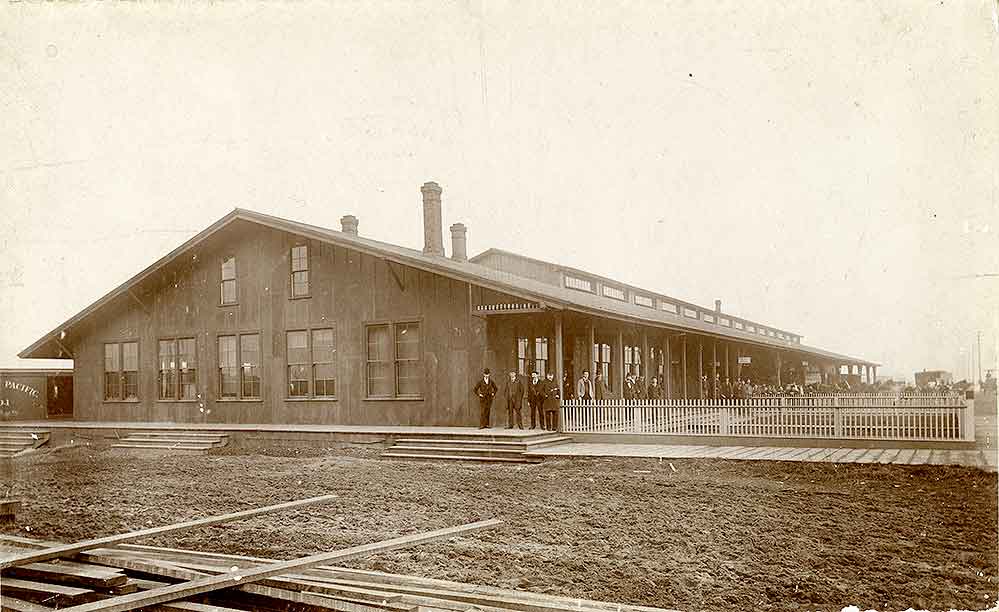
<box><xmin>18</xmin><ymin>182</ymin><xmax>877</xmax><ymax>426</ymax></box>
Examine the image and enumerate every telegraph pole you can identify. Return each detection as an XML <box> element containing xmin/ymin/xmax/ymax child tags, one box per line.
<box><xmin>978</xmin><ymin>331</ymin><xmax>983</xmax><ymax>387</ymax></box>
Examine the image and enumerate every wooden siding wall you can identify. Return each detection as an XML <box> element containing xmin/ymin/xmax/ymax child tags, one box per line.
<box><xmin>0</xmin><ymin>372</ymin><xmax>48</xmax><ymax>421</ymax></box>
<box><xmin>70</xmin><ymin>221</ymin><xmax>489</xmax><ymax>425</ymax></box>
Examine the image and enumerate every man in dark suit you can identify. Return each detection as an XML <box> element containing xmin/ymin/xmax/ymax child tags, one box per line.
<box><xmin>542</xmin><ymin>372</ymin><xmax>561</xmax><ymax>431</ymax></box>
<box><xmin>473</xmin><ymin>368</ymin><xmax>498</xmax><ymax>429</ymax></box>
<box><xmin>504</xmin><ymin>370</ymin><xmax>526</xmax><ymax>429</ymax></box>
<box><xmin>528</xmin><ymin>371</ymin><xmax>545</xmax><ymax>429</ymax></box>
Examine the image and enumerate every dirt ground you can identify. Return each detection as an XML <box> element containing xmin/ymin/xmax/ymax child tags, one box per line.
<box><xmin>2</xmin><ymin>444</ymin><xmax>996</xmax><ymax>612</ymax></box>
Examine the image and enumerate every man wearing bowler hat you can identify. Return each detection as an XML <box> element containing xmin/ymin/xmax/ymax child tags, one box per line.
<box><xmin>473</xmin><ymin>368</ymin><xmax>497</xmax><ymax>429</ymax></box>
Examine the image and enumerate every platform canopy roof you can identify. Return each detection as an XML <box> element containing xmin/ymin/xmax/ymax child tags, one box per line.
<box><xmin>20</xmin><ymin>208</ymin><xmax>878</xmax><ymax>367</ymax></box>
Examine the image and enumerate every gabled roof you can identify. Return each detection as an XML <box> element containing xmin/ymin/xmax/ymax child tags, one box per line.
<box><xmin>19</xmin><ymin>208</ymin><xmax>878</xmax><ymax>366</ymax></box>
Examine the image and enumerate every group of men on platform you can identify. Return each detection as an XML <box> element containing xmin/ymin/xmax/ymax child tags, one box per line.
<box><xmin>473</xmin><ymin>368</ymin><xmax>561</xmax><ymax>430</ymax></box>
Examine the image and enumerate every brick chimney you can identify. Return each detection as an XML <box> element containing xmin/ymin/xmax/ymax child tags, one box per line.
<box><xmin>450</xmin><ymin>223</ymin><xmax>467</xmax><ymax>262</ymax></box>
<box><xmin>715</xmin><ymin>299</ymin><xmax>722</xmax><ymax>313</ymax></box>
<box><xmin>340</xmin><ymin>215</ymin><xmax>358</xmax><ymax>235</ymax></box>
<box><xmin>421</xmin><ymin>181</ymin><xmax>444</xmax><ymax>256</ymax></box>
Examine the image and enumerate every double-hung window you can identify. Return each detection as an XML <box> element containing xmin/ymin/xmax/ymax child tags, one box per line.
<box><xmin>286</xmin><ymin>327</ymin><xmax>337</xmax><ymax>398</ymax></box>
<box><xmin>366</xmin><ymin>321</ymin><xmax>422</xmax><ymax>398</ymax></box>
<box><xmin>217</xmin><ymin>333</ymin><xmax>260</xmax><ymax>399</ymax></box>
<box><xmin>290</xmin><ymin>244</ymin><xmax>310</xmax><ymax>298</ymax></box>
<box><xmin>220</xmin><ymin>256</ymin><xmax>237</xmax><ymax>305</ymax></box>
<box><xmin>159</xmin><ymin>338</ymin><xmax>197</xmax><ymax>400</ymax></box>
<box><xmin>104</xmin><ymin>341</ymin><xmax>139</xmax><ymax>401</ymax></box>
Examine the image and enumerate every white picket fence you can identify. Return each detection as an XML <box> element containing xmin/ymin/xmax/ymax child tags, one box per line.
<box><xmin>560</xmin><ymin>395</ymin><xmax>974</xmax><ymax>442</ymax></box>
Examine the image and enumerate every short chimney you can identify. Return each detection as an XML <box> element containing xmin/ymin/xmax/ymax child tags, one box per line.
<box><xmin>715</xmin><ymin>299</ymin><xmax>722</xmax><ymax>313</ymax></box>
<box><xmin>450</xmin><ymin>223</ymin><xmax>467</xmax><ymax>262</ymax></box>
<box><xmin>340</xmin><ymin>215</ymin><xmax>358</xmax><ymax>235</ymax></box>
<box><xmin>421</xmin><ymin>181</ymin><xmax>445</xmax><ymax>256</ymax></box>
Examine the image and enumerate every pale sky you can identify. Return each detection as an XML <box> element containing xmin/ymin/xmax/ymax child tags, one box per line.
<box><xmin>1</xmin><ymin>1</ymin><xmax>997</xmax><ymax>382</ymax></box>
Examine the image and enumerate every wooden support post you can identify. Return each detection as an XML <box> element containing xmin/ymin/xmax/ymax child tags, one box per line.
<box><xmin>641</xmin><ymin>331</ymin><xmax>649</xmax><ymax>381</ymax></box>
<box><xmin>0</xmin><ymin>495</ymin><xmax>339</xmax><ymax>570</ymax></box>
<box><xmin>587</xmin><ymin>319</ymin><xmax>595</xmax><ymax>377</ymax></box>
<box><xmin>725</xmin><ymin>343</ymin><xmax>730</xmax><ymax>381</ymax></box>
<box><xmin>616</xmin><ymin>327</ymin><xmax>625</xmax><ymax>397</ymax></box>
<box><xmin>775</xmin><ymin>352</ymin><xmax>782</xmax><ymax>388</ymax></box>
<box><xmin>712</xmin><ymin>342</ymin><xmax>718</xmax><ymax>393</ymax></box>
<box><xmin>681</xmin><ymin>335</ymin><xmax>688</xmax><ymax>399</ymax></box>
<box><xmin>554</xmin><ymin>312</ymin><xmax>564</xmax><ymax>418</ymax></box>
<box><xmin>663</xmin><ymin>335</ymin><xmax>671</xmax><ymax>399</ymax></box>
<box><xmin>697</xmin><ymin>341</ymin><xmax>703</xmax><ymax>398</ymax></box>
<box><xmin>55</xmin><ymin>519</ymin><xmax>502</xmax><ymax>612</ymax></box>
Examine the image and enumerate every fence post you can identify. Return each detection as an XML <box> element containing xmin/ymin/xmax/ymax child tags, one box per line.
<box><xmin>964</xmin><ymin>399</ymin><xmax>976</xmax><ymax>442</ymax></box>
<box><xmin>719</xmin><ymin>406</ymin><xmax>730</xmax><ymax>436</ymax></box>
<box><xmin>833</xmin><ymin>407</ymin><xmax>843</xmax><ymax>438</ymax></box>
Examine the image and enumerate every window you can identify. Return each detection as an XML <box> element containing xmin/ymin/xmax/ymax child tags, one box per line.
<box><xmin>534</xmin><ymin>338</ymin><xmax>549</xmax><ymax>377</ymax></box>
<box><xmin>565</xmin><ymin>275</ymin><xmax>593</xmax><ymax>292</ymax></box>
<box><xmin>661</xmin><ymin>302</ymin><xmax>678</xmax><ymax>314</ymax></box>
<box><xmin>517</xmin><ymin>337</ymin><xmax>530</xmax><ymax>376</ymax></box>
<box><xmin>104</xmin><ymin>341</ymin><xmax>139</xmax><ymax>401</ymax></box>
<box><xmin>634</xmin><ymin>295</ymin><xmax>654</xmax><ymax>308</ymax></box>
<box><xmin>684</xmin><ymin>307</ymin><xmax>698</xmax><ymax>319</ymax></box>
<box><xmin>602</xmin><ymin>285</ymin><xmax>626</xmax><ymax>301</ymax></box>
<box><xmin>220</xmin><ymin>256</ymin><xmax>237</xmax><ymax>305</ymax></box>
<box><xmin>734</xmin><ymin>321</ymin><xmax>744</xmax><ymax>330</ymax></box>
<box><xmin>395</xmin><ymin>322</ymin><xmax>421</xmax><ymax>396</ymax></box>
<box><xmin>287</xmin><ymin>328</ymin><xmax>337</xmax><ymax>398</ymax></box>
<box><xmin>366</xmin><ymin>321</ymin><xmax>422</xmax><ymax>398</ymax></box>
<box><xmin>218</xmin><ymin>336</ymin><xmax>238</xmax><ymax>399</ymax></box>
<box><xmin>758</xmin><ymin>328</ymin><xmax>768</xmax><ymax>336</ymax></box>
<box><xmin>515</xmin><ymin>336</ymin><xmax>549</xmax><ymax>377</ymax></box>
<box><xmin>158</xmin><ymin>340</ymin><xmax>176</xmax><ymax>399</ymax></box>
<box><xmin>720</xmin><ymin>317</ymin><xmax>731</xmax><ymax>327</ymax></box>
<box><xmin>313</xmin><ymin>328</ymin><xmax>337</xmax><ymax>397</ymax></box>
<box><xmin>218</xmin><ymin>333</ymin><xmax>260</xmax><ymax>399</ymax></box>
<box><xmin>287</xmin><ymin>331</ymin><xmax>310</xmax><ymax>397</ymax></box>
<box><xmin>702</xmin><ymin>313</ymin><xmax>716</xmax><ymax>323</ymax></box>
<box><xmin>594</xmin><ymin>343</ymin><xmax>612</xmax><ymax>387</ymax></box>
<box><xmin>290</xmin><ymin>244</ymin><xmax>310</xmax><ymax>298</ymax></box>
<box><xmin>624</xmin><ymin>346</ymin><xmax>642</xmax><ymax>377</ymax></box>
<box><xmin>240</xmin><ymin>334</ymin><xmax>261</xmax><ymax>398</ymax></box>
<box><xmin>158</xmin><ymin>338</ymin><xmax>197</xmax><ymax>400</ymax></box>
<box><xmin>178</xmin><ymin>338</ymin><xmax>197</xmax><ymax>400</ymax></box>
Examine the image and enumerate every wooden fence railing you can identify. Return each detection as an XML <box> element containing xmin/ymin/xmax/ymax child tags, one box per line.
<box><xmin>559</xmin><ymin>395</ymin><xmax>974</xmax><ymax>442</ymax></box>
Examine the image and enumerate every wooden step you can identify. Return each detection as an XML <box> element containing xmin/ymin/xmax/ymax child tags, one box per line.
<box><xmin>109</xmin><ymin>444</ymin><xmax>211</xmax><ymax>455</ymax></box>
<box><xmin>118</xmin><ymin>437</ymin><xmax>226</xmax><ymax>447</ymax></box>
<box><xmin>123</xmin><ymin>432</ymin><xmax>229</xmax><ymax>439</ymax></box>
<box><xmin>388</xmin><ymin>445</ymin><xmax>532</xmax><ymax>459</ymax></box>
<box><xmin>381</xmin><ymin>451</ymin><xmax>541</xmax><ymax>464</ymax></box>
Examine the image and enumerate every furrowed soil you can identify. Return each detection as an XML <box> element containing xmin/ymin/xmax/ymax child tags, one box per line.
<box><xmin>2</xmin><ymin>444</ymin><xmax>996</xmax><ymax>612</ymax></box>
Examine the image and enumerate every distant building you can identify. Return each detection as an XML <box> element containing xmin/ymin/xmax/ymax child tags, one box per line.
<box><xmin>914</xmin><ymin>370</ymin><xmax>953</xmax><ymax>388</ymax></box>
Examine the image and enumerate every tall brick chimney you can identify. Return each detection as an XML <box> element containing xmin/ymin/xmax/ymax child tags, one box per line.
<box><xmin>421</xmin><ymin>181</ymin><xmax>444</xmax><ymax>256</ymax></box>
<box><xmin>450</xmin><ymin>223</ymin><xmax>467</xmax><ymax>262</ymax></box>
<box><xmin>340</xmin><ymin>215</ymin><xmax>358</xmax><ymax>235</ymax></box>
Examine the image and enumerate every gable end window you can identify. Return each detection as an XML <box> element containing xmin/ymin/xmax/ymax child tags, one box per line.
<box><xmin>366</xmin><ymin>321</ymin><xmax>422</xmax><ymax>398</ymax></box>
<box><xmin>290</xmin><ymin>244</ymin><xmax>310</xmax><ymax>298</ymax></box>
<box><xmin>220</xmin><ymin>256</ymin><xmax>237</xmax><ymax>305</ymax></box>
<box><xmin>104</xmin><ymin>341</ymin><xmax>139</xmax><ymax>401</ymax></box>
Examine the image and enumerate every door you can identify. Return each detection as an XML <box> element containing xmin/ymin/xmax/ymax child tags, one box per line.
<box><xmin>47</xmin><ymin>375</ymin><xmax>73</xmax><ymax>418</ymax></box>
